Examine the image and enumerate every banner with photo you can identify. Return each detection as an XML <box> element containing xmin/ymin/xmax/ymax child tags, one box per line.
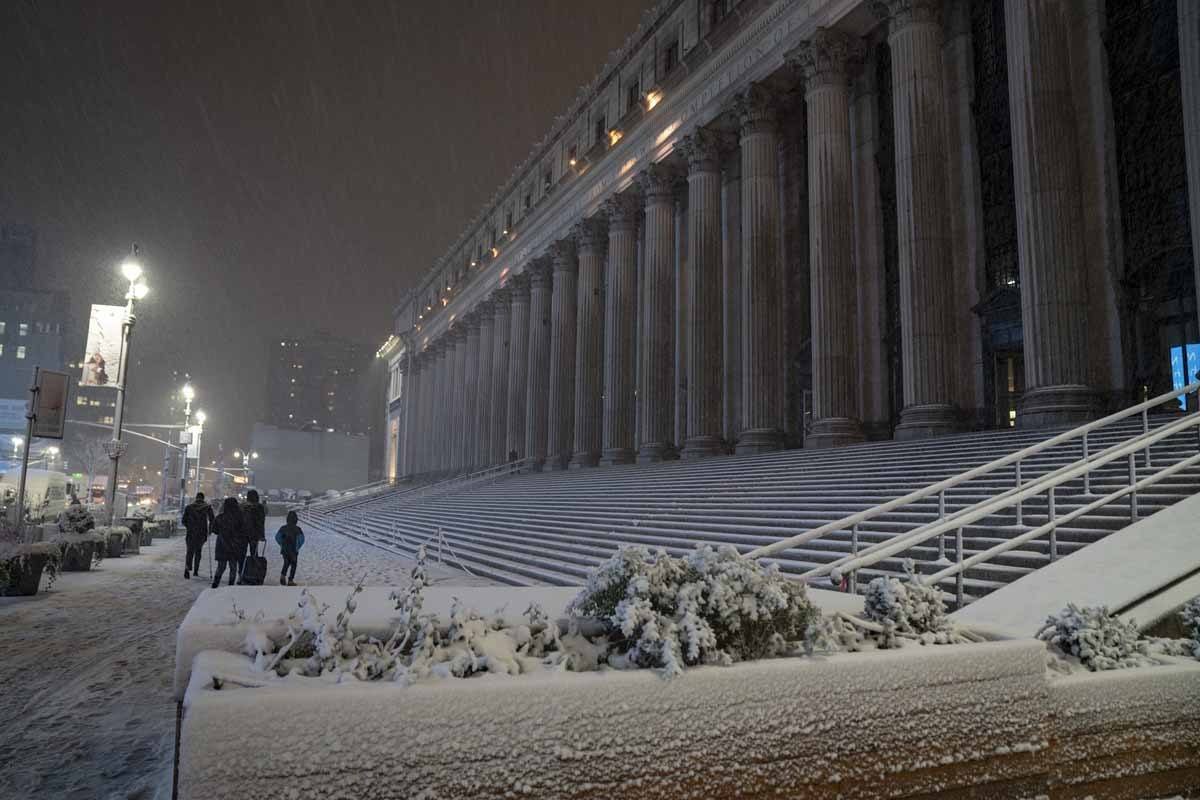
<box><xmin>80</xmin><ymin>304</ymin><xmax>124</xmax><ymax>388</ymax></box>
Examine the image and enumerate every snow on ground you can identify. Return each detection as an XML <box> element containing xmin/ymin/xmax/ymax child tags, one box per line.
<box><xmin>0</xmin><ymin>517</ymin><xmax>492</xmax><ymax>800</ymax></box>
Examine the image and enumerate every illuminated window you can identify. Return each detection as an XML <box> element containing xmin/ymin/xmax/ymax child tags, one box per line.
<box><xmin>0</xmin><ymin>322</ymin><xmax>5</xmax><ymax>335</ymax></box>
<box><xmin>19</xmin><ymin>323</ymin><xmax>28</xmax><ymax>336</ymax></box>
<box><xmin>16</xmin><ymin>346</ymin><xmax>25</xmax><ymax>359</ymax></box>
<box><xmin>0</xmin><ymin>344</ymin><xmax>4</xmax><ymax>356</ymax></box>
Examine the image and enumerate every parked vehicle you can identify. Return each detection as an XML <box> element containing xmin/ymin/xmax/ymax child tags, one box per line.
<box><xmin>0</xmin><ymin>468</ymin><xmax>75</xmax><ymax>522</ymax></box>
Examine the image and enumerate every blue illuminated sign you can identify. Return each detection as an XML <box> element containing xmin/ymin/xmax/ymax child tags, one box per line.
<box><xmin>1169</xmin><ymin>342</ymin><xmax>1200</xmax><ymax>408</ymax></box>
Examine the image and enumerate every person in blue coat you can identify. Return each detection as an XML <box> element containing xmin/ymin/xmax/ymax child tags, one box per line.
<box><xmin>274</xmin><ymin>510</ymin><xmax>305</xmax><ymax>586</ymax></box>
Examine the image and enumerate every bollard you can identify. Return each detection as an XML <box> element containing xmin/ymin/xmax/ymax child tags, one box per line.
<box><xmin>1047</xmin><ymin>486</ymin><xmax>1057</xmax><ymax>562</ymax></box>
<box><xmin>1128</xmin><ymin>452</ymin><xmax>1138</xmax><ymax>522</ymax></box>
<box><xmin>955</xmin><ymin>527</ymin><xmax>965</xmax><ymax>609</ymax></box>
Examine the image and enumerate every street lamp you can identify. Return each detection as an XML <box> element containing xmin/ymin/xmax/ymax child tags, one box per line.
<box><xmin>192</xmin><ymin>410</ymin><xmax>207</xmax><ymax>497</ymax></box>
<box><xmin>178</xmin><ymin>383</ymin><xmax>195</xmax><ymax>509</ymax></box>
<box><xmin>232</xmin><ymin>449</ymin><xmax>258</xmax><ymax>488</ymax></box>
<box><xmin>11</xmin><ymin>436</ymin><xmax>23</xmax><ymax>457</ymax></box>
<box><xmin>105</xmin><ymin>244</ymin><xmax>150</xmax><ymax>523</ymax></box>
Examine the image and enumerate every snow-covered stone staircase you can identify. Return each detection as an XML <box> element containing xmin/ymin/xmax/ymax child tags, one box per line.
<box><xmin>306</xmin><ymin>415</ymin><xmax>1200</xmax><ymax>601</ymax></box>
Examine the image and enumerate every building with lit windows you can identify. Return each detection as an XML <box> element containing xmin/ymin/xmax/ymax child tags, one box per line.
<box><xmin>265</xmin><ymin>331</ymin><xmax>372</xmax><ymax>435</ymax></box>
<box><xmin>381</xmin><ymin>0</ymin><xmax>1199</xmax><ymax>480</ymax></box>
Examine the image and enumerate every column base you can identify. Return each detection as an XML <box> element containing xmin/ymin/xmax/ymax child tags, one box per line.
<box><xmin>637</xmin><ymin>442</ymin><xmax>678</xmax><ymax>463</ymax></box>
<box><xmin>806</xmin><ymin>417</ymin><xmax>865</xmax><ymax>449</ymax></box>
<box><xmin>569</xmin><ymin>450</ymin><xmax>600</xmax><ymax>469</ymax></box>
<box><xmin>735</xmin><ymin>428</ymin><xmax>784</xmax><ymax>455</ymax></box>
<box><xmin>524</xmin><ymin>458</ymin><xmax>545</xmax><ymax>473</ymax></box>
<box><xmin>600</xmin><ymin>448</ymin><xmax>635</xmax><ymax>466</ymax></box>
<box><xmin>1018</xmin><ymin>384</ymin><xmax>1095</xmax><ymax>428</ymax></box>
<box><xmin>681</xmin><ymin>435</ymin><xmax>723</xmax><ymax>459</ymax></box>
<box><xmin>546</xmin><ymin>454</ymin><xmax>570</xmax><ymax>471</ymax></box>
<box><xmin>895</xmin><ymin>404</ymin><xmax>959</xmax><ymax>440</ymax></box>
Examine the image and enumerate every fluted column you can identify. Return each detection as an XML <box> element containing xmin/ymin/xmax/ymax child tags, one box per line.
<box><xmin>735</xmin><ymin>84</ymin><xmax>786</xmax><ymax>453</ymax></box>
<box><xmin>417</xmin><ymin>350</ymin><xmax>433</xmax><ymax>474</ymax></box>
<box><xmin>722</xmin><ymin>153</ymin><xmax>742</xmax><ymax>445</ymax></box>
<box><xmin>525</xmin><ymin>260</ymin><xmax>554</xmax><ymax>471</ymax></box>
<box><xmin>450</xmin><ymin>325</ymin><xmax>469</xmax><ymax>472</ymax></box>
<box><xmin>637</xmin><ymin>163</ymin><xmax>680</xmax><ymax>462</ymax></box>
<box><xmin>428</xmin><ymin>340</ymin><xmax>447</xmax><ymax>474</ymax></box>
<box><xmin>602</xmin><ymin>193</ymin><xmax>641</xmax><ymax>465</ymax></box>
<box><xmin>404</xmin><ymin>353</ymin><xmax>423</xmax><ymax>475</ymax></box>
<box><xmin>489</xmin><ymin>288</ymin><xmax>512</xmax><ymax>466</ymax></box>
<box><xmin>1002</xmin><ymin>0</ymin><xmax>1094</xmax><ymax>425</ymax></box>
<box><xmin>678</xmin><ymin>130</ymin><xmax>726</xmax><ymax>458</ymax></box>
<box><xmin>460</xmin><ymin>317</ymin><xmax>480</xmax><ymax>470</ymax></box>
<box><xmin>473</xmin><ymin>301</ymin><xmax>495</xmax><ymax>470</ymax></box>
<box><xmin>876</xmin><ymin>0</ymin><xmax>959</xmax><ymax>438</ymax></box>
<box><xmin>547</xmin><ymin>240</ymin><xmax>579</xmax><ymax>470</ymax></box>
<box><xmin>506</xmin><ymin>273</ymin><xmax>532</xmax><ymax>461</ymax></box>
<box><xmin>571</xmin><ymin>217</ymin><xmax>608</xmax><ymax>468</ymax></box>
<box><xmin>791</xmin><ymin>29</ymin><xmax>866</xmax><ymax>448</ymax></box>
<box><xmin>1184</xmin><ymin>0</ymin><xmax>1200</xmax><ymax>328</ymax></box>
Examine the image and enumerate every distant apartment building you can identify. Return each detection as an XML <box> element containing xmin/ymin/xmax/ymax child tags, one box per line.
<box><xmin>266</xmin><ymin>331</ymin><xmax>372</xmax><ymax>436</ymax></box>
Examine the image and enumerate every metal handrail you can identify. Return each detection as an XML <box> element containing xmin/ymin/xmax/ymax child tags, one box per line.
<box><xmin>824</xmin><ymin>410</ymin><xmax>1200</xmax><ymax>605</ymax></box>
<box><xmin>745</xmin><ymin>380</ymin><xmax>1200</xmax><ymax>561</ymax></box>
<box><xmin>304</xmin><ymin>478</ymin><xmax>402</xmax><ymax>512</ymax></box>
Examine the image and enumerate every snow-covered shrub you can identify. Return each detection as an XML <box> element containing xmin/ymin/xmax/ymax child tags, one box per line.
<box><xmin>0</xmin><ymin>541</ymin><xmax>62</xmax><ymax>594</ymax></box>
<box><xmin>1037</xmin><ymin>605</ymin><xmax>1145</xmax><ymax>671</ymax></box>
<box><xmin>568</xmin><ymin>545</ymin><xmax>818</xmax><ymax>677</ymax></box>
<box><xmin>131</xmin><ymin>505</ymin><xmax>156</xmax><ymax>521</ymax></box>
<box><xmin>861</xmin><ymin>560</ymin><xmax>959</xmax><ymax>646</ymax></box>
<box><xmin>58</xmin><ymin>503</ymin><xmax>95</xmax><ymax>535</ymax></box>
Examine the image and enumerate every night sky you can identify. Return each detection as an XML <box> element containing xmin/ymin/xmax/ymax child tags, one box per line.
<box><xmin>1</xmin><ymin>0</ymin><xmax>650</xmax><ymax>456</ymax></box>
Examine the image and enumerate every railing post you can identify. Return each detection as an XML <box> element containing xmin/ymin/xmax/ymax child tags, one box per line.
<box><xmin>849</xmin><ymin>524</ymin><xmax>859</xmax><ymax>595</ymax></box>
<box><xmin>955</xmin><ymin>527</ymin><xmax>965</xmax><ymax>609</ymax></box>
<box><xmin>1015</xmin><ymin>459</ymin><xmax>1023</xmax><ymax>526</ymax></box>
<box><xmin>1142</xmin><ymin>408</ymin><xmax>1151</xmax><ymax>468</ymax></box>
<box><xmin>1128</xmin><ymin>452</ymin><xmax>1138</xmax><ymax>523</ymax></box>
<box><xmin>1047</xmin><ymin>486</ymin><xmax>1057</xmax><ymax>562</ymax></box>
<box><xmin>1082</xmin><ymin>432</ymin><xmax>1091</xmax><ymax>495</ymax></box>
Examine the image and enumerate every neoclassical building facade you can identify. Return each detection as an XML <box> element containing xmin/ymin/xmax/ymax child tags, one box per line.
<box><xmin>384</xmin><ymin>0</ymin><xmax>1200</xmax><ymax>478</ymax></box>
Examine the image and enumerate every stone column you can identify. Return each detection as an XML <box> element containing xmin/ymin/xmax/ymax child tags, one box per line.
<box><xmin>877</xmin><ymin>0</ymin><xmax>959</xmax><ymax>438</ymax></box>
<box><xmin>506</xmin><ymin>272</ymin><xmax>532</xmax><ymax>461</ymax></box>
<box><xmin>571</xmin><ymin>217</ymin><xmax>608</xmax><ymax>468</ymax></box>
<box><xmin>602</xmin><ymin>193</ymin><xmax>642</xmax><ymax>465</ymax></box>
<box><xmin>1004</xmin><ymin>0</ymin><xmax>1093</xmax><ymax>425</ymax></box>
<box><xmin>637</xmin><ymin>163</ymin><xmax>679</xmax><ymax>462</ymax></box>
<box><xmin>473</xmin><ymin>301</ymin><xmax>495</xmax><ymax>470</ymax></box>
<box><xmin>735</xmin><ymin>83</ymin><xmax>786</xmax><ymax>453</ymax></box>
<box><xmin>427</xmin><ymin>340</ymin><xmax>446</xmax><ymax>474</ymax></box>
<box><xmin>404</xmin><ymin>353</ymin><xmax>422</xmax><ymax>475</ymax></box>
<box><xmin>489</xmin><ymin>288</ymin><xmax>512</xmax><ymax>466</ymax></box>
<box><xmin>722</xmin><ymin>152</ymin><xmax>742</xmax><ymax>445</ymax></box>
<box><xmin>850</xmin><ymin>54</ymin><xmax>889</xmax><ymax>440</ymax></box>
<box><xmin>547</xmin><ymin>240</ymin><xmax>579</xmax><ymax>470</ymax></box>
<box><xmin>448</xmin><ymin>325</ymin><xmax>468</xmax><ymax>473</ymax></box>
<box><xmin>1180</xmin><ymin>0</ymin><xmax>1200</xmax><ymax>338</ymax></box>
<box><xmin>460</xmin><ymin>316</ymin><xmax>480</xmax><ymax>471</ymax></box>
<box><xmin>791</xmin><ymin>29</ymin><xmax>865</xmax><ymax>448</ymax></box>
<box><xmin>679</xmin><ymin>129</ymin><xmax>726</xmax><ymax>458</ymax></box>
<box><xmin>524</xmin><ymin>260</ymin><xmax>554</xmax><ymax>471</ymax></box>
<box><xmin>416</xmin><ymin>349</ymin><xmax>433</xmax><ymax>474</ymax></box>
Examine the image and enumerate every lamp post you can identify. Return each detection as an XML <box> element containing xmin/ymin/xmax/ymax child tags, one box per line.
<box><xmin>192</xmin><ymin>410</ymin><xmax>206</xmax><ymax>498</ymax></box>
<box><xmin>232</xmin><ymin>449</ymin><xmax>258</xmax><ymax>489</ymax></box>
<box><xmin>105</xmin><ymin>245</ymin><xmax>150</xmax><ymax>523</ymax></box>
<box><xmin>178</xmin><ymin>383</ymin><xmax>194</xmax><ymax>510</ymax></box>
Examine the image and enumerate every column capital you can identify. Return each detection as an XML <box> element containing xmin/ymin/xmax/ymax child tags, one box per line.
<box><xmin>787</xmin><ymin>28</ymin><xmax>865</xmax><ymax>92</ymax></box>
<box><xmin>490</xmin><ymin>285</ymin><xmax>512</xmax><ymax>308</ymax></box>
<box><xmin>528</xmin><ymin>257</ymin><xmax>555</xmax><ymax>288</ymax></box>
<box><xmin>870</xmin><ymin>0</ymin><xmax>942</xmax><ymax>34</ymax></box>
<box><xmin>474</xmin><ymin>298</ymin><xmax>495</xmax><ymax>321</ymax></box>
<box><xmin>571</xmin><ymin>216</ymin><xmax>608</xmax><ymax>255</ymax></box>
<box><xmin>462</xmin><ymin>308</ymin><xmax>483</xmax><ymax>331</ymax></box>
<box><xmin>507</xmin><ymin>270</ymin><xmax>531</xmax><ymax>300</ymax></box>
<box><xmin>732</xmin><ymin>82</ymin><xmax>779</xmax><ymax>136</ymax></box>
<box><xmin>678</xmin><ymin>128</ymin><xmax>731</xmax><ymax>174</ymax></box>
<box><xmin>602</xmin><ymin>192</ymin><xmax>643</xmax><ymax>231</ymax></box>
<box><xmin>447</xmin><ymin>322</ymin><xmax>467</xmax><ymax>343</ymax></box>
<box><xmin>637</xmin><ymin>160</ymin><xmax>684</xmax><ymax>205</ymax></box>
<box><xmin>550</xmin><ymin>238</ymin><xmax>578</xmax><ymax>273</ymax></box>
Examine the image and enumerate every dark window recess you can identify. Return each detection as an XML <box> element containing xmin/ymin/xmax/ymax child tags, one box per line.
<box><xmin>710</xmin><ymin>0</ymin><xmax>731</xmax><ymax>27</ymax></box>
<box><xmin>568</xmin><ymin>144</ymin><xmax>578</xmax><ymax>164</ymax></box>
<box><xmin>594</xmin><ymin>115</ymin><xmax>607</xmax><ymax>145</ymax></box>
<box><xmin>504</xmin><ymin>211</ymin><xmax>512</xmax><ymax>231</ymax></box>
<box><xmin>663</xmin><ymin>40</ymin><xmax>679</xmax><ymax>74</ymax></box>
<box><xmin>523</xmin><ymin>192</ymin><xmax>532</xmax><ymax>210</ymax></box>
<box><xmin>627</xmin><ymin>80</ymin><xmax>641</xmax><ymax>112</ymax></box>
<box><xmin>543</xmin><ymin>169</ymin><xmax>552</xmax><ymax>189</ymax></box>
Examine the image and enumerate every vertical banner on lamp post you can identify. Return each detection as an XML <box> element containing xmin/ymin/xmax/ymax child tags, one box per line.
<box><xmin>31</xmin><ymin>369</ymin><xmax>69</xmax><ymax>439</ymax></box>
<box><xmin>80</xmin><ymin>304</ymin><xmax>125</xmax><ymax>388</ymax></box>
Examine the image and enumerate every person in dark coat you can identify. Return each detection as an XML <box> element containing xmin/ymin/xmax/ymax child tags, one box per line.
<box><xmin>240</xmin><ymin>489</ymin><xmax>267</xmax><ymax>567</ymax></box>
<box><xmin>211</xmin><ymin>497</ymin><xmax>245</xmax><ymax>588</ymax></box>
<box><xmin>182</xmin><ymin>491</ymin><xmax>215</xmax><ymax>579</ymax></box>
<box><xmin>274</xmin><ymin>510</ymin><xmax>305</xmax><ymax>586</ymax></box>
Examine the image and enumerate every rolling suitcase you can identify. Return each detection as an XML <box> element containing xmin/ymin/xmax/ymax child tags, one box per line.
<box><xmin>239</xmin><ymin>542</ymin><xmax>268</xmax><ymax>586</ymax></box>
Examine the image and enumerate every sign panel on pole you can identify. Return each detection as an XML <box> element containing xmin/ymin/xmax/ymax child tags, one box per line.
<box><xmin>186</xmin><ymin>426</ymin><xmax>201</xmax><ymax>459</ymax></box>
<box><xmin>80</xmin><ymin>304</ymin><xmax>125</xmax><ymax>388</ymax></box>
<box><xmin>31</xmin><ymin>370</ymin><xmax>69</xmax><ymax>439</ymax></box>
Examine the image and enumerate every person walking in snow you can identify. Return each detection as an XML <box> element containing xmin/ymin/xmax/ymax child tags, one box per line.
<box><xmin>211</xmin><ymin>497</ymin><xmax>246</xmax><ymax>588</ymax></box>
<box><xmin>240</xmin><ymin>489</ymin><xmax>267</xmax><ymax>568</ymax></box>
<box><xmin>182</xmin><ymin>491</ymin><xmax>215</xmax><ymax>579</ymax></box>
<box><xmin>274</xmin><ymin>510</ymin><xmax>305</xmax><ymax>586</ymax></box>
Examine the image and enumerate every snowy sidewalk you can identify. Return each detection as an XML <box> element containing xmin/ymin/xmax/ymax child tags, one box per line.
<box><xmin>0</xmin><ymin>521</ymin><xmax>490</xmax><ymax>800</ymax></box>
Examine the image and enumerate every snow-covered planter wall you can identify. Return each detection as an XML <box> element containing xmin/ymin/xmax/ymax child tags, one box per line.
<box><xmin>0</xmin><ymin>542</ymin><xmax>61</xmax><ymax>596</ymax></box>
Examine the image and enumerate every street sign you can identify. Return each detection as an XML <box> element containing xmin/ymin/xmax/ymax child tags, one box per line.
<box><xmin>31</xmin><ymin>369</ymin><xmax>69</xmax><ymax>439</ymax></box>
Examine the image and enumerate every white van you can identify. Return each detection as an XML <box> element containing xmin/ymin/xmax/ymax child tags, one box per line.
<box><xmin>0</xmin><ymin>468</ymin><xmax>75</xmax><ymax>522</ymax></box>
